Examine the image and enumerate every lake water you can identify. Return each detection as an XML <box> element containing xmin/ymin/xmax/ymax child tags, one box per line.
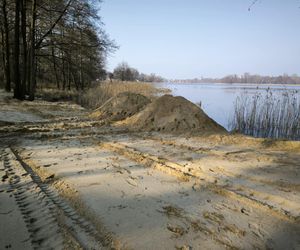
<box><xmin>158</xmin><ymin>83</ymin><xmax>300</xmax><ymax>131</ymax></box>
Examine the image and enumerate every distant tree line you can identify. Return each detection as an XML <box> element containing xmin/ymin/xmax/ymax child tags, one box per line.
<box><xmin>0</xmin><ymin>0</ymin><xmax>116</xmax><ymax>100</ymax></box>
<box><xmin>170</xmin><ymin>73</ymin><xmax>300</xmax><ymax>85</ymax></box>
<box><xmin>111</xmin><ymin>62</ymin><xmax>165</xmax><ymax>82</ymax></box>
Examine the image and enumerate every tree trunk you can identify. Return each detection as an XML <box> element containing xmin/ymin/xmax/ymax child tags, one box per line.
<box><xmin>51</xmin><ymin>44</ymin><xmax>60</xmax><ymax>89</ymax></box>
<box><xmin>21</xmin><ymin>0</ymin><xmax>27</xmax><ymax>95</ymax></box>
<box><xmin>28</xmin><ymin>0</ymin><xmax>37</xmax><ymax>101</ymax></box>
<box><xmin>60</xmin><ymin>28</ymin><xmax>66</xmax><ymax>90</ymax></box>
<box><xmin>71</xmin><ymin>69</ymin><xmax>79</xmax><ymax>90</ymax></box>
<box><xmin>2</xmin><ymin>0</ymin><xmax>11</xmax><ymax>92</ymax></box>
<box><xmin>79</xmin><ymin>29</ymin><xmax>83</xmax><ymax>89</ymax></box>
<box><xmin>1</xmin><ymin>27</ymin><xmax>5</xmax><ymax>82</ymax></box>
<box><xmin>68</xmin><ymin>61</ymin><xmax>71</xmax><ymax>90</ymax></box>
<box><xmin>62</xmin><ymin>52</ymin><xmax>66</xmax><ymax>90</ymax></box>
<box><xmin>13</xmin><ymin>0</ymin><xmax>23</xmax><ymax>99</ymax></box>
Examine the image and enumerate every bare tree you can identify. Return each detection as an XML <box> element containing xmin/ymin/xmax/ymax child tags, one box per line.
<box><xmin>0</xmin><ymin>0</ymin><xmax>116</xmax><ymax>100</ymax></box>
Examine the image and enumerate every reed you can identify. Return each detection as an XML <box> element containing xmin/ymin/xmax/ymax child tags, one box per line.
<box><xmin>230</xmin><ymin>89</ymin><xmax>300</xmax><ymax>140</ymax></box>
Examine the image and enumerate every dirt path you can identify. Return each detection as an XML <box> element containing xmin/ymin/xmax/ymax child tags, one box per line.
<box><xmin>0</xmin><ymin>91</ymin><xmax>299</xmax><ymax>249</ymax></box>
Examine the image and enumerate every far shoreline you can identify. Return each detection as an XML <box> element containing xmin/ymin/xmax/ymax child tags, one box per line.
<box><xmin>157</xmin><ymin>82</ymin><xmax>300</xmax><ymax>87</ymax></box>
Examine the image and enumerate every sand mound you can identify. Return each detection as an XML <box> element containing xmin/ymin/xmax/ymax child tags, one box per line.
<box><xmin>121</xmin><ymin>94</ymin><xmax>226</xmax><ymax>133</ymax></box>
<box><xmin>90</xmin><ymin>92</ymin><xmax>151</xmax><ymax>121</ymax></box>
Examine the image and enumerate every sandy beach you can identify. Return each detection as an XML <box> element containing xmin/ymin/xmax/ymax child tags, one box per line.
<box><xmin>0</xmin><ymin>90</ymin><xmax>299</xmax><ymax>249</ymax></box>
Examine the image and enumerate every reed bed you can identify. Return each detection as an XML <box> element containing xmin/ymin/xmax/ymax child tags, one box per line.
<box><xmin>230</xmin><ymin>89</ymin><xmax>300</xmax><ymax>140</ymax></box>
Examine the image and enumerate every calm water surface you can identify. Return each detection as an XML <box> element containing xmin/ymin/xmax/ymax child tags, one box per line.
<box><xmin>158</xmin><ymin>83</ymin><xmax>300</xmax><ymax>131</ymax></box>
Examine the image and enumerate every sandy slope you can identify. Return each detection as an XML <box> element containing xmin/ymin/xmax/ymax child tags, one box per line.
<box><xmin>0</xmin><ymin>90</ymin><xmax>299</xmax><ymax>249</ymax></box>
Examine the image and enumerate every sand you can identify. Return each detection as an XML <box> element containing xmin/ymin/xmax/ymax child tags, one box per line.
<box><xmin>90</xmin><ymin>92</ymin><xmax>151</xmax><ymax>122</ymax></box>
<box><xmin>0</xmin><ymin>166</ymin><xmax>33</xmax><ymax>250</ymax></box>
<box><xmin>119</xmin><ymin>94</ymin><xmax>226</xmax><ymax>134</ymax></box>
<box><xmin>0</xmin><ymin>89</ymin><xmax>299</xmax><ymax>249</ymax></box>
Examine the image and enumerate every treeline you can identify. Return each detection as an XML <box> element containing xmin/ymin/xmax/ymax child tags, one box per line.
<box><xmin>111</xmin><ymin>62</ymin><xmax>165</xmax><ymax>82</ymax></box>
<box><xmin>0</xmin><ymin>0</ymin><xmax>115</xmax><ymax>100</ymax></box>
<box><xmin>171</xmin><ymin>73</ymin><xmax>300</xmax><ymax>84</ymax></box>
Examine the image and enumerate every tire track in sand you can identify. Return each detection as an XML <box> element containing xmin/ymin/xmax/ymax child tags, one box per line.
<box><xmin>1</xmin><ymin>148</ymin><xmax>105</xmax><ymax>249</ymax></box>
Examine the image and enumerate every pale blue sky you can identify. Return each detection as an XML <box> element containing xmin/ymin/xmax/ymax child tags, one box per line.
<box><xmin>100</xmin><ymin>0</ymin><xmax>300</xmax><ymax>79</ymax></box>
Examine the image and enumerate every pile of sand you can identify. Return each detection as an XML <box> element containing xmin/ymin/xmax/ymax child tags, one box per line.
<box><xmin>121</xmin><ymin>94</ymin><xmax>226</xmax><ymax>134</ymax></box>
<box><xmin>90</xmin><ymin>92</ymin><xmax>151</xmax><ymax>121</ymax></box>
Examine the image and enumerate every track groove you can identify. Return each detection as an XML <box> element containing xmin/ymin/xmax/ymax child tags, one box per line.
<box><xmin>100</xmin><ymin>141</ymin><xmax>299</xmax><ymax>222</ymax></box>
<box><xmin>2</xmin><ymin>148</ymin><xmax>105</xmax><ymax>250</ymax></box>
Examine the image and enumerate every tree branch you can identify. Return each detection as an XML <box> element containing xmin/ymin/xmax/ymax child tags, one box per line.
<box><xmin>248</xmin><ymin>0</ymin><xmax>259</xmax><ymax>11</ymax></box>
<box><xmin>35</xmin><ymin>0</ymin><xmax>73</xmax><ymax>49</ymax></box>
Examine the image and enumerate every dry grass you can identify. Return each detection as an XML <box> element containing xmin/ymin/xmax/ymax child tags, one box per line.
<box><xmin>35</xmin><ymin>81</ymin><xmax>169</xmax><ymax>110</ymax></box>
<box><xmin>79</xmin><ymin>81</ymin><xmax>169</xmax><ymax>109</ymax></box>
<box><xmin>36</xmin><ymin>88</ymin><xmax>78</xmax><ymax>102</ymax></box>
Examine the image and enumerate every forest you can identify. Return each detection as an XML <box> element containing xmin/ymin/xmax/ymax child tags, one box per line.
<box><xmin>0</xmin><ymin>0</ymin><xmax>116</xmax><ymax>100</ymax></box>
